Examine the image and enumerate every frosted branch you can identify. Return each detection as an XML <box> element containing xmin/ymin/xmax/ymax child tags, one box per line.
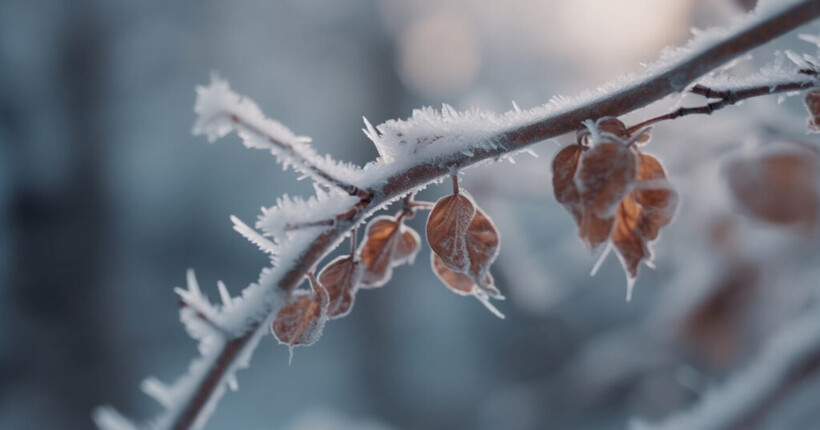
<box><xmin>192</xmin><ymin>76</ymin><xmax>370</xmax><ymax>199</ymax></box>
<box><xmin>97</xmin><ymin>2</ymin><xmax>820</xmax><ymax>429</ymax></box>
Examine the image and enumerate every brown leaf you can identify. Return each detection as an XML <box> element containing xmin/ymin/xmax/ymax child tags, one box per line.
<box><xmin>317</xmin><ymin>256</ymin><xmax>362</xmax><ymax>318</ymax></box>
<box><xmin>271</xmin><ymin>285</ymin><xmax>329</xmax><ymax>348</ymax></box>
<box><xmin>580</xmin><ymin>210</ymin><xmax>615</xmax><ymax>250</ymax></box>
<box><xmin>426</xmin><ymin>191</ymin><xmax>500</xmax><ymax>294</ymax></box>
<box><xmin>724</xmin><ymin>142</ymin><xmax>820</xmax><ymax>226</ymax></box>
<box><xmin>577</xmin><ymin>141</ymin><xmax>638</xmax><ymax>219</ymax></box>
<box><xmin>426</xmin><ymin>193</ymin><xmax>476</xmax><ymax>272</ymax></box>
<box><xmin>611</xmin><ymin>195</ymin><xmax>649</xmax><ymax>280</ymax></box>
<box><xmin>633</xmin><ymin>153</ymin><xmax>678</xmax><ymax>240</ymax></box>
<box><xmin>359</xmin><ymin>215</ymin><xmax>420</xmax><ymax>287</ymax></box>
<box><xmin>805</xmin><ymin>90</ymin><xmax>820</xmax><ymax>133</ymax></box>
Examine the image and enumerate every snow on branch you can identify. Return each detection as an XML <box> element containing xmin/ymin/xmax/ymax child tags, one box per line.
<box><xmin>95</xmin><ymin>1</ymin><xmax>820</xmax><ymax>429</ymax></box>
<box><xmin>192</xmin><ymin>76</ymin><xmax>369</xmax><ymax>198</ymax></box>
<box><xmin>632</xmin><ymin>309</ymin><xmax>820</xmax><ymax>430</ymax></box>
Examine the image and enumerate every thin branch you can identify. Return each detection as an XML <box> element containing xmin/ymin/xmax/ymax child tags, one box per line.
<box><xmin>229</xmin><ymin>114</ymin><xmax>372</xmax><ymax>199</ymax></box>
<box><xmin>99</xmin><ymin>3</ymin><xmax>820</xmax><ymax>430</ymax></box>
<box><xmin>627</xmin><ymin>79</ymin><xmax>819</xmax><ymax>133</ymax></box>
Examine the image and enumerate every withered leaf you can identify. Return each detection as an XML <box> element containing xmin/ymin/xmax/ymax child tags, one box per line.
<box><xmin>724</xmin><ymin>142</ymin><xmax>820</xmax><ymax>226</ymax></box>
<box><xmin>577</xmin><ymin>140</ymin><xmax>638</xmax><ymax>219</ymax></box>
<box><xmin>552</xmin><ymin>143</ymin><xmax>615</xmax><ymax>249</ymax></box>
<box><xmin>426</xmin><ymin>193</ymin><xmax>476</xmax><ymax>272</ymax></box>
<box><xmin>317</xmin><ymin>255</ymin><xmax>362</xmax><ymax>318</ymax></box>
<box><xmin>612</xmin><ymin>195</ymin><xmax>650</xmax><ymax>280</ymax></box>
<box><xmin>805</xmin><ymin>90</ymin><xmax>820</xmax><ymax>133</ymax></box>
<box><xmin>633</xmin><ymin>153</ymin><xmax>678</xmax><ymax>240</ymax></box>
<box><xmin>271</xmin><ymin>285</ymin><xmax>329</xmax><ymax>348</ymax></box>
<box><xmin>426</xmin><ymin>191</ymin><xmax>500</xmax><ymax>293</ymax></box>
<box><xmin>612</xmin><ymin>153</ymin><xmax>677</xmax><ymax>286</ymax></box>
<box><xmin>580</xmin><ymin>210</ymin><xmax>615</xmax><ymax>250</ymax></box>
<box><xmin>359</xmin><ymin>215</ymin><xmax>420</xmax><ymax>287</ymax></box>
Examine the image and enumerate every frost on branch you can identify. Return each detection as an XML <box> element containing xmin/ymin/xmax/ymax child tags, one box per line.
<box><xmin>193</xmin><ymin>76</ymin><xmax>364</xmax><ymax>190</ymax></box>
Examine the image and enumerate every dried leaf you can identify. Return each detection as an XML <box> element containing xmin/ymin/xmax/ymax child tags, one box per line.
<box><xmin>724</xmin><ymin>142</ymin><xmax>820</xmax><ymax>226</ymax></box>
<box><xmin>426</xmin><ymin>191</ymin><xmax>500</xmax><ymax>293</ymax></box>
<box><xmin>359</xmin><ymin>215</ymin><xmax>420</xmax><ymax>287</ymax></box>
<box><xmin>580</xmin><ymin>210</ymin><xmax>615</xmax><ymax>250</ymax></box>
<box><xmin>805</xmin><ymin>90</ymin><xmax>820</xmax><ymax>133</ymax></box>
<box><xmin>611</xmin><ymin>195</ymin><xmax>649</xmax><ymax>280</ymax></box>
<box><xmin>426</xmin><ymin>193</ymin><xmax>476</xmax><ymax>272</ymax></box>
<box><xmin>317</xmin><ymin>256</ymin><xmax>362</xmax><ymax>318</ymax></box>
<box><xmin>633</xmin><ymin>153</ymin><xmax>678</xmax><ymax>240</ymax></box>
<box><xmin>611</xmin><ymin>153</ymin><xmax>678</xmax><ymax>297</ymax></box>
<box><xmin>271</xmin><ymin>285</ymin><xmax>328</xmax><ymax>348</ymax></box>
<box><xmin>576</xmin><ymin>141</ymin><xmax>638</xmax><ymax>219</ymax></box>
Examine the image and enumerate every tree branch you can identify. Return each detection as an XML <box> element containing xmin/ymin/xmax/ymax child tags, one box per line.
<box><xmin>627</xmin><ymin>79</ymin><xmax>819</xmax><ymax>133</ymax></box>
<box><xmin>95</xmin><ymin>2</ymin><xmax>820</xmax><ymax>429</ymax></box>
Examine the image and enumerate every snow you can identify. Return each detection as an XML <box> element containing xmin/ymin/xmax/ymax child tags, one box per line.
<box><xmin>632</xmin><ymin>309</ymin><xmax>820</xmax><ymax>430</ymax></box>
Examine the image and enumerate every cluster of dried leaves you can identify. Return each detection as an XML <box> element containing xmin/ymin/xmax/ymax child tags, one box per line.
<box><xmin>552</xmin><ymin>118</ymin><xmax>678</xmax><ymax>298</ymax></box>
<box><xmin>272</xmin><ymin>189</ymin><xmax>504</xmax><ymax>348</ymax></box>
<box><xmin>272</xmin><ymin>210</ymin><xmax>421</xmax><ymax>348</ymax></box>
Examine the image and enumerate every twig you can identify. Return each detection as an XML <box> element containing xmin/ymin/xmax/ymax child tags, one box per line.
<box><xmin>627</xmin><ymin>79</ymin><xmax>819</xmax><ymax>133</ymax></box>
<box><xmin>229</xmin><ymin>114</ymin><xmax>371</xmax><ymax>200</ymax></box>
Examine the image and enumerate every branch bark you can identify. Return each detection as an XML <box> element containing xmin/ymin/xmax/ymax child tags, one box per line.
<box><xmin>101</xmin><ymin>2</ymin><xmax>820</xmax><ymax>429</ymax></box>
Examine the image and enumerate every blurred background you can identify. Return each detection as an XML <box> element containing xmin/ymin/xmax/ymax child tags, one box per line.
<box><xmin>2</xmin><ymin>0</ymin><xmax>820</xmax><ymax>429</ymax></box>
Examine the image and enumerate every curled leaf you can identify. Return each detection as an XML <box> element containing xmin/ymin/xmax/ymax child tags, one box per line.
<box><xmin>271</xmin><ymin>283</ymin><xmax>329</xmax><ymax>348</ymax></box>
<box><xmin>359</xmin><ymin>215</ymin><xmax>421</xmax><ymax>287</ymax></box>
<box><xmin>724</xmin><ymin>142</ymin><xmax>820</xmax><ymax>226</ymax></box>
<box><xmin>804</xmin><ymin>90</ymin><xmax>820</xmax><ymax>133</ymax></box>
<box><xmin>317</xmin><ymin>256</ymin><xmax>362</xmax><ymax>318</ymax></box>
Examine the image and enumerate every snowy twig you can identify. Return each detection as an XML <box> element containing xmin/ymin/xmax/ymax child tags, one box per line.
<box><xmin>96</xmin><ymin>2</ymin><xmax>820</xmax><ymax>430</ymax></box>
<box><xmin>627</xmin><ymin>79</ymin><xmax>819</xmax><ymax>133</ymax></box>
